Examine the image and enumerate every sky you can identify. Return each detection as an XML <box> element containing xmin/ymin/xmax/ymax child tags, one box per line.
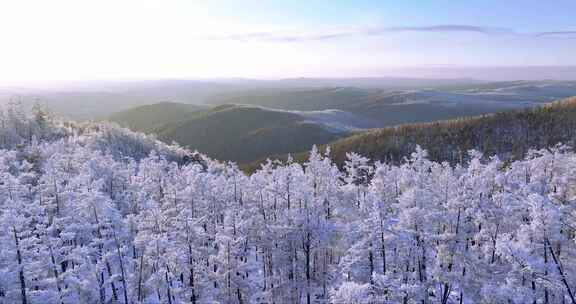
<box><xmin>1</xmin><ymin>0</ymin><xmax>576</xmax><ymax>84</ymax></box>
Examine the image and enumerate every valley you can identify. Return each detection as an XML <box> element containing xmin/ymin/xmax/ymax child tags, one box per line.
<box><xmin>105</xmin><ymin>80</ymin><xmax>576</xmax><ymax>164</ymax></box>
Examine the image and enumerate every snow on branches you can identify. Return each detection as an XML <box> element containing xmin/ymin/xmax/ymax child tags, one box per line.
<box><xmin>0</xmin><ymin>105</ymin><xmax>576</xmax><ymax>303</ymax></box>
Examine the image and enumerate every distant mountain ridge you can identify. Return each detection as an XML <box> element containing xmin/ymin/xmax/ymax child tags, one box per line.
<box><xmin>108</xmin><ymin>101</ymin><xmax>207</xmax><ymax>132</ymax></box>
<box><xmin>248</xmin><ymin>96</ymin><xmax>576</xmax><ymax>171</ymax></box>
<box><xmin>110</xmin><ymin>103</ymin><xmax>357</xmax><ymax>163</ymax></box>
<box><xmin>107</xmin><ymin>81</ymin><xmax>576</xmax><ymax>164</ymax></box>
<box><xmin>5</xmin><ymin>78</ymin><xmax>576</xmax><ymax>120</ymax></box>
<box><xmin>208</xmin><ymin>81</ymin><xmax>576</xmax><ymax>121</ymax></box>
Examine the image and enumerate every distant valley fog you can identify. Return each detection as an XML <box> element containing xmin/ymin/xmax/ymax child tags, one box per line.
<box><xmin>1</xmin><ymin>71</ymin><xmax>576</xmax><ymax>120</ymax></box>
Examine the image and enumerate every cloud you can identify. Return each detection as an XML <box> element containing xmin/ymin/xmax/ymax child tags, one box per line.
<box><xmin>535</xmin><ymin>31</ymin><xmax>576</xmax><ymax>37</ymax></box>
<box><xmin>206</xmin><ymin>25</ymin><xmax>576</xmax><ymax>43</ymax></box>
<box><xmin>383</xmin><ymin>25</ymin><xmax>513</xmax><ymax>35</ymax></box>
<box><xmin>207</xmin><ymin>24</ymin><xmax>513</xmax><ymax>42</ymax></box>
<box><xmin>205</xmin><ymin>30</ymin><xmax>357</xmax><ymax>42</ymax></box>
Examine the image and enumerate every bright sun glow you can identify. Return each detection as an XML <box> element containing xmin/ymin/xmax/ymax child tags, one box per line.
<box><xmin>0</xmin><ymin>0</ymin><xmax>298</xmax><ymax>83</ymax></box>
<box><xmin>1</xmin><ymin>0</ymin><xmax>576</xmax><ymax>84</ymax></box>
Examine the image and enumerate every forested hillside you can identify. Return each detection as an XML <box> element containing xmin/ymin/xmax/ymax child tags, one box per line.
<box><xmin>105</xmin><ymin>82</ymin><xmax>576</xmax><ymax>166</ymax></box>
<box><xmin>127</xmin><ymin>104</ymin><xmax>350</xmax><ymax>163</ymax></box>
<box><xmin>208</xmin><ymin>81</ymin><xmax>576</xmax><ymax>124</ymax></box>
<box><xmin>261</xmin><ymin>97</ymin><xmax>576</xmax><ymax>171</ymax></box>
<box><xmin>1</xmin><ymin>102</ymin><xmax>576</xmax><ymax>303</ymax></box>
<box><xmin>108</xmin><ymin>102</ymin><xmax>208</xmax><ymax>132</ymax></box>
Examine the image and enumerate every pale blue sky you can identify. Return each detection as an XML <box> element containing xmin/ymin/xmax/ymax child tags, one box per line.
<box><xmin>0</xmin><ymin>0</ymin><xmax>575</xmax><ymax>83</ymax></box>
<box><xmin>202</xmin><ymin>0</ymin><xmax>576</xmax><ymax>32</ymax></box>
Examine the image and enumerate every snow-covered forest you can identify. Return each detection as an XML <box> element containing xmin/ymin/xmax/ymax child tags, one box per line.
<box><xmin>1</xmin><ymin>103</ymin><xmax>576</xmax><ymax>304</ymax></box>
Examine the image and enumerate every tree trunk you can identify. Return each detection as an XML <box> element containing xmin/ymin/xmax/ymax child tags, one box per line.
<box><xmin>188</xmin><ymin>244</ymin><xmax>197</xmax><ymax>304</ymax></box>
<box><xmin>13</xmin><ymin>226</ymin><xmax>28</xmax><ymax>304</ymax></box>
<box><xmin>91</xmin><ymin>206</ymin><xmax>118</xmax><ymax>301</ymax></box>
<box><xmin>137</xmin><ymin>248</ymin><xmax>145</xmax><ymax>302</ymax></box>
<box><xmin>546</xmin><ymin>238</ymin><xmax>576</xmax><ymax>304</ymax></box>
<box><xmin>165</xmin><ymin>266</ymin><xmax>173</xmax><ymax>304</ymax></box>
<box><xmin>304</xmin><ymin>232</ymin><xmax>311</xmax><ymax>304</ymax></box>
<box><xmin>48</xmin><ymin>245</ymin><xmax>64</xmax><ymax>304</ymax></box>
<box><xmin>112</xmin><ymin>227</ymin><xmax>129</xmax><ymax>304</ymax></box>
<box><xmin>380</xmin><ymin>219</ymin><xmax>387</xmax><ymax>274</ymax></box>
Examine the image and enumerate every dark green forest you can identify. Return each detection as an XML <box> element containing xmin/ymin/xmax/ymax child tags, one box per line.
<box><xmin>247</xmin><ymin>97</ymin><xmax>576</xmax><ymax>171</ymax></box>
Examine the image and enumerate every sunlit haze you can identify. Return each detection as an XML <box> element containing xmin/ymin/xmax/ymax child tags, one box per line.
<box><xmin>1</xmin><ymin>0</ymin><xmax>576</xmax><ymax>84</ymax></box>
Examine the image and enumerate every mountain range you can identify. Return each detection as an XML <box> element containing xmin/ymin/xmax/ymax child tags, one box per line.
<box><xmin>0</xmin><ymin>77</ymin><xmax>500</xmax><ymax>120</ymax></box>
<box><xmin>247</xmin><ymin>96</ymin><xmax>576</xmax><ymax>171</ymax></box>
<box><xmin>108</xmin><ymin>80</ymin><xmax>576</xmax><ymax>164</ymax></box>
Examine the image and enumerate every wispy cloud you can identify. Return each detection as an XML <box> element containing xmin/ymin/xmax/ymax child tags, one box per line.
<box><xmin>383</xmin><ymin>25</ymin><xmax>513</xmax><ymax>35</ymax></box>
<box><xmin>535</xmin><ymin>31</ymin><xmax>576</xmax><ymax>38</ymax></box>
<box><xmin>206</xmin><ymin>30</ymin><xmax>357</xmax><ymax>42</ymax></box>
<box><xmin>206</xmin><ymin>24</ymin><xmax>576</xmax><ymax>43</ymax></box>
<box><xmin>206</xmin><ymin>24</ymin><xmax>514</xmax><ymax>42</ymax></box>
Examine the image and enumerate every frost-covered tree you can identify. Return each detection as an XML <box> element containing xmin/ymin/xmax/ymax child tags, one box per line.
<box><xmin>1</xmin><ymin>105</ymin><xmax>576</xmax><ymax>304</ymax></box>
